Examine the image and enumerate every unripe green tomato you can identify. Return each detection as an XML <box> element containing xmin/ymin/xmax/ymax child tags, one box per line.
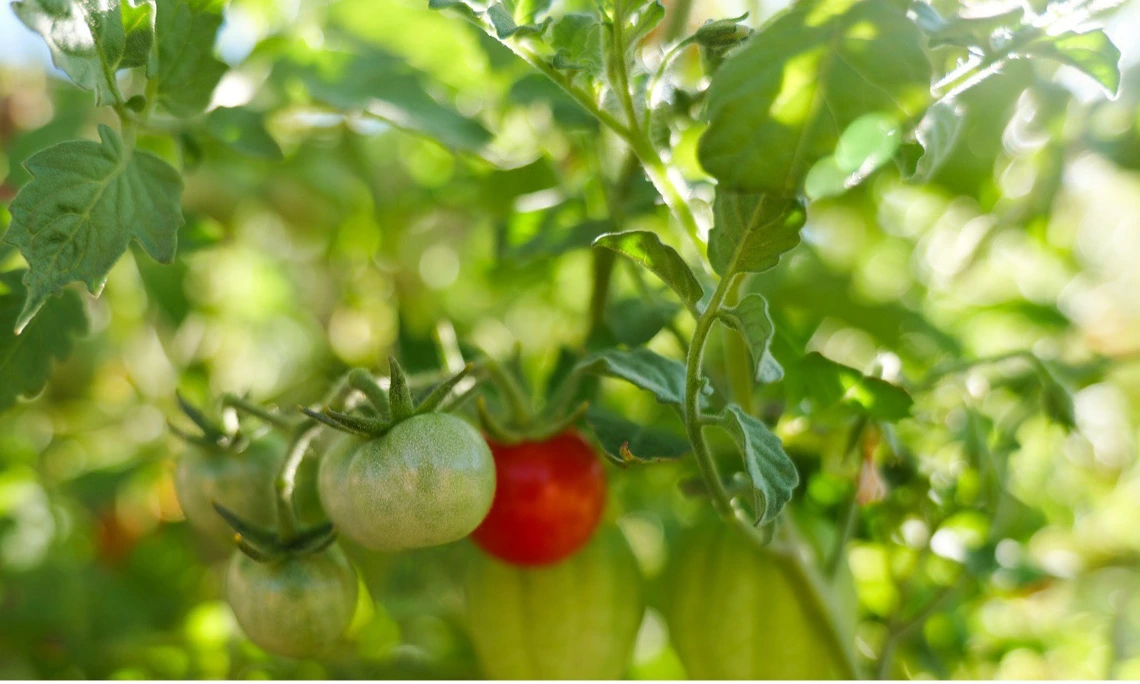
<box><xmin>317</xmin><ymin>413</ymin><xmax>495</xmax><ymax>551</ymax></box>
<box><xmin>175</xmin><ymin>435</ymin><xmax>284</xmax><ymax>543</ymax></box>
<box><xmin>465</xmin><ymin>525</ymin><xmax>645</xmax><ymax>678</ymax></box>
<box><xmin>665</xmin><ymin>518</ymin><xmax>857</xmax><ymax>679</ymax></box>
<box><xmin>226</xmin><ymin>544</ymin><xmax>358</xmax><ymax>658</ymax></box>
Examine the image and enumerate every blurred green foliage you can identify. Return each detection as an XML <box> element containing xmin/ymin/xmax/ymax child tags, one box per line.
<box><xmin>0</xmin><ymin>0</ymin><xmax>1139</xmax><ymax>679</ymax></box>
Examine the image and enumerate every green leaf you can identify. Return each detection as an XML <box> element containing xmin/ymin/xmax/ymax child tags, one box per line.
<box><xmin>1026</xmin><ymin>29</ymin><xmax>1121</xmax><ymax>97</ymax></box>
<box><xmin>4</xmin><ymin>125</ymin><xmax>184</xmax><ymax>330</ymax></box>
<box><xmin>12</xmin><ymin>0</ymin><xmax>156</xmax><ymax>106</ymax></box>
<box><xmin>427</xmin><ymin>0</ymin><xmax>480</xmax><ymax>20</ymax></box>
<box><xmin>487</xmin><ymin>2</ymin><xmax>546</xmax><ymax>38</ymax></box>
<box><xmin>718</xmin><ymin>294</ymin><xmax>782</xmax><ymax>384</ymax></box>
<box><xmin>604</xmin><ymin>297</ymin><xmax>680</xmax><ymax>347</ymax></box>
<box><xmin>693</xmin><ymin>12</ymin><xmax>750</xmax><ymax>47</ymax></box>
<box><xmin>805</xmin><ymin>112</ymin><xmax>902</xmax><ymax>200</ymax></box>
<box><xmin>1038</xmin><ymin>363</ymin><xmax>1076</xmax><ymax>429</ymax></box>
<box><xmin>782</xmin><ymin>351</ymin><xmax>912</xmax><ymax>421</ymax></box>
<box><xmin>594</xmin><ymin>230</ymin><xmax>705</xmax><ymax>315</ymax></box>
<box><xmin>626</xmin><ymin>0</ymin><xmax>665</xmax><ymax>48</ymax></box>
<box><xmin>708</xmin><ymin>190</ymin><xmax>806</xmax><ymax>277</ymax></box>
<box><xmin>153</xmin><ymin>0</ymin><xmax>228</xmax><ymax>117</ymax></box>
<box><xmin>717</xmin><ymin>404</ymin><xmax>798</xmax><ymax>525</ymax></box>
<box><xmin>585</xmin><ymin>406</ymin><xmax>690</xmax><ymax>464</ymax></box>
<box><xmin>906</xmin><ymin>100</ymin><xmax>964</xmax><ymax>183</ymax></box>
<box><xmin>0</xmin><ymin>270</ymin><xmax>88</xmax><ymax>413</ymax></box>
<box><xmin>577</xmin><ymin>347</ymin><xmax>688</xmax><ymax>407</ymax></box>
<box><xmin>120</xmin><ymin>0</ymin><xmax>156</xmax><ymax>68</ymax></box>
<box><xmin>504</xmin><ymin>0</ymin><xmax>550</xmax><ymax>24</ymax></box>
<box><xmin>205</xmin><ymin>107</ymin><xmax>284</xmax><ymax>161</ymax></box>
<box><xmin>698</xmin><ymin>0</ymin><xmax>930</xmax><ymax>193</ymax></box>
<box><xmin>550</xmin><ymin>13</ymin><xmax>604</xmax><ymax>74</ymax></box>
<box><xmin>276</xmin><ymin>46</ymin><xmax>492</xmax><ymax>150</ymax></box>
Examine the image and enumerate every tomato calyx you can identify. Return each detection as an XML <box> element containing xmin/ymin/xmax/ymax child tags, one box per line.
<box><xmin>474</xmin><ymin>354</ymin><xmax>590</xmax><ymax>445</ymax></box>
<box><xmin>169</xmin><ymin>390</ymin><xmax>265</xmax><ymax>454</ymax></box>
<box><xmin>300</xmin><ymin>356</ymin><xmax>475</xmax><ymax>438</ymax></box>
<box><xmin>213</xmin><ymin>501</ymin><xmax>337</xmax><ymax>563</ymax></box>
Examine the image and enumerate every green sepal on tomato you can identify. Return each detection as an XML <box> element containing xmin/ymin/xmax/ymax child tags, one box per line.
<box><xmin>464</xmin><ymin>525</ymin><xmax>645</xmax><ymax>678</ymax></box>
<box><xmin>305</xmin><ymin>360</ymin><xmax>496</xmax><ymax>552</ymax></box>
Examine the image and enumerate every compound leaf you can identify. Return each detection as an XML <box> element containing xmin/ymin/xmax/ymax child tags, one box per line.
<box><xmin>4</xmin><ymin>125</ymin><xmax>184</xmax><ymax>330</ymax></box>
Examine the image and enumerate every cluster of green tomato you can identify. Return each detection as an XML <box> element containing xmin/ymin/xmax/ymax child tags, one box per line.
<box><xmin>172</xmin><ymin>361</ymin><xmax>852</xmax><ymax>678</ymax></box>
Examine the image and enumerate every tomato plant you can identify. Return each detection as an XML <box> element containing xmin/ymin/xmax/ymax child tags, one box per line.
<box><xmin>472</xmin><ymin>431</ymin><xmax>606</xmax><ymax>565</ymax></box>
<box><xmin>464</xmin><ymin>525</ymin><xmax>644</xmax><ymax>678</ymax></box>
<box><xmin>1</xmin><ymin>0</ymin><xmax>1137</xmax><ymax>677</ymax></box>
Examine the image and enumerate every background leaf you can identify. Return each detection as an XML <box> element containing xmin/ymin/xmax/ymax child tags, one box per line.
<box><xmin>205</xmin><ymin>107</ymin><xmax>284</xmax><ymax>161</ymax></box>
<box><xmin>578</xmin><ymin>347</ymin><xmax>688</xmax><ymax>407</ymax></box>
<box><xmin>698</xmin><ymin>0</ymin><xmax>931</xmax><ymax>192</ymax></box>
<box><xmin>0</xmin><ymin>270</ymin><xmax>88</xmax><ymax>412</ymax></box>
<box><xmin>153</xmin><ymin>0</ymin><xmax>228</xmax><ymax>117</ymax></box>
<box><xmin>584</xmin><ymin>406</ymin><xmax>690</xmax><ymax>464</ymax></box>
<box><xmin>1025</xmin><ymin>29</ymin><xmax>1122</xmax><ymax>97</ymax></box>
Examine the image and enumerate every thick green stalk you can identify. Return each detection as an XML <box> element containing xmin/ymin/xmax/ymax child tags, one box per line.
<box><xmin>683</xmin><ymin>274</ymin><xmax>736</xmax><ymax>518</ymax></box>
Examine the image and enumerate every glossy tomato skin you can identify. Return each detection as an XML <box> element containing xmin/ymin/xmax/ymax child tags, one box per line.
<box><xmin>226</xmin><ymin>544</ymin><xmax>358</xmax><ymax>658</ymax></box>
<box><xmin>472</xmin><ymin>431</ymin><xmax>605</xmax><ymax>566</ymax></box>
<box><xmin>665</xmin><ymin>517</ymin><xmax>857</xmax><ymax>679</ymax></box>
<box><xmin>465</xmin><ymin>525</ymin><xmax>644</xmax><ymax>678</ymax></box>
<box><xmin>317</xmin><ymin>413</ymin><xmax>495</xmax><ymax>551</ymax></box>
<box><xmin>175</xmin><ymin>434</ymin><xmax>284</xmax><ymax>543</ymax></box>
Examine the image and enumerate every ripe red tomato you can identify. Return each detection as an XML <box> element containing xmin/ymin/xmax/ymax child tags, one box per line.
<box><xmin>471</xmin><ymin>431</ymin><xmax>606</xmax><ymax>566</ymax></box>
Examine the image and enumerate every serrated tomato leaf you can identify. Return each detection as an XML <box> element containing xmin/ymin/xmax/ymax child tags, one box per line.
<box><xmin>782</xmin><ymin>351</ymin><xmax>913</xmax><ymax>421</ymax></box>
<box><xmin>585</xmin><ymin>407</ymin><xmax>690</xmax><ymax>464</ymax></box>
<box><xmin>4</xmin><ymin>125</ymin><xmax>184</xmax><ymax>330</ymax></box>
<box><xmin>709</xmin><ymin>190</ymin><xmax>806</xmax><ymax>277</ymax></box>
<box><xmin>0</xmin><ymin>270</ymin><xmax>88</xmax><ymax>413</ymax></box>
<box><xmin>13</xmin><ymin>0</ymin><xmax>156</xmax><ymax>106</ymax></box>
<box><xmin>577</xmin><ymin>347</ymin><xmax>688</xmax><ymax>407</ymax></box>
<box><xmin>604</xmin><ymin>297</ymin><xmax>680</xmax><ymax>347</ymax></box>
<box><xmin>594</xmin><ymin>230</ymin><xmax>705</xmax><ymax>315</ymax></box>
<box><xmin>699</xmin><ymin>0</ymin><xmax>930</xmax><ymax>193</ymax></box>
<box><xmin>1025</xmin><ymin>29</ymin><xmax>1121</xmax><ymax>98</ymax></box>
<box><xmin>153</xmin><ymin>0</ymin><xmax>228</xmax><ymax>117</ymax></box>
<box><xmin>717</xmin><ymin>404</ymin><xmax>798</xmax><ymax>525</ymax></box>
<box><xmin>718</xmin><ymin>294</ymin><xmax>782</xmax><ymax>383</ymax></box>
<box><xmin>905</xmin><ymin>100</ymin><xmax>964</xmax><ymax>183</ymax></box>
<box><xmin>275</xmin><ymin>46</ymin><xmax>492</xmax><ymax>151</ymax></box>
<box><xmin>205</xmin><ymin>107</ymin><xmax>284</xmax><ymax>161</ymax></box>
<box><xmin>550</xmin><ymin>13</ymin><xmax>604</xmax><ymax>74</ymax></box>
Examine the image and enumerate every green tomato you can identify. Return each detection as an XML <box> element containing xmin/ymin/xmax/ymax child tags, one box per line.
<box><xmin>465</xmin><ymin>525</ymin><xmax>645</xmax><ymax>678</ymax></box>
<box><xmin>226</xmin><ymin>544</ymin><xmax>358</xmax><ymax>658</ymax></box>
<box><xmin>175</xmin><ymin>434</ymin><xmax>284</xmax><ymax>543</ymax></box>
<box><xmin>664</xmin><ymin>518</ymin><xmax>857</xmax><ymax>679</ymax></box>
<box><xmin>318</xmin><ymin>413</ymin><xmax>495</xmax><ymax>551</ymax></box>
